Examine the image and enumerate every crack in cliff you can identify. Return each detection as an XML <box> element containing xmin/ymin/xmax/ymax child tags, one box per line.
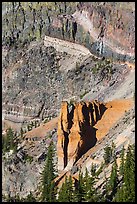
<box><xmin>63</xmin><ymin>104</ymin><xmax>74</xmax><ymax>169</ymax></box>
<box><xmin>63</xmin><ymin>131</ymin><xmax>69</xmax><ymax>168</ymax></box>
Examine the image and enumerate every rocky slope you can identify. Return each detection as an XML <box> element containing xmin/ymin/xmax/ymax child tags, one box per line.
<box><xmin>2</xmin><ymin>2</ymin><xmax>135</xmax><ymax>199</ymax></box>
<box><xmin>2</xmin><ymin>39</ymin><xmax>134</xmax><ymax>132</ymax></box>
<box><xmin>2</xmin><ymin>2</ymin><xmax>135</xmax><ymax>132</ymax></box>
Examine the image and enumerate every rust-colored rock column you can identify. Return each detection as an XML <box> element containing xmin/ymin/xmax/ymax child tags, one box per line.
<box><xmin>57</xmin><ymin>101</ymin><xmax>106</xmax><ymax>172</ymax></box>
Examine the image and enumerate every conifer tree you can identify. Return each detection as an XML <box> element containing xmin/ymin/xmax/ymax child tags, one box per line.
<box><xmin>102</xmin><ymin>155</ymin><xmax>118</xmax><ymax>202</ymax></box>
<box><xmin>114</xmin><ymin>144</ymin><xmax>135</xmax><ymax>202</ymax></box>
<box><xmin>111</xmin><ymin>141</ymin><xmax>116</xmax><ymax>158</ymax></box>
<box><xmin>108</xmin><ymin>155</ymin><xmax>118</xmax><ymax>198</ymax></box>
<box><xmin>83</xmin><ymin>168</ymin><xmax>97</xmax><ymax>202</ymax></box>
<box><xmin>103</xmin><ymin>145</ymin><xmax>112</xmax><ymax>164</ymax></box>
<box><xmin>119</xmin><ymin>146</ymin><xmax>125</xmax><ymax>178</ymax></box>
<box><xmin>2</xmin><ymin>127</ymin><xmax>16</xmax><ymax>153</ymax></box>
<box><xmin>90</xmin><ymin>163</ymin><xmax>96</xmax><ymax>177</ymax></box>
<box><xmin>75</xmin><ymin>171</ymin><xmax>85</xmax><ymax>202</ymax></box>
<box><xmin>123</xmin><ymin>145</ymin><xmax>135</xmax><ymax>202</ymax></box>
<box><xmin>20</xmin><ymin>127</ymin><xmax>24</xmax><ymax>138</ymax></box>
<box><xmin>58</xmin><ymin>179</ymin><xmax>67</xmax><ymax>202</ymax></box>
<box><xmin>40</xmin><ymin>141</ymin><xmax>57</xmax><ymax>202</ymax></box>
<box><xmin>58</xmin><ymin>175</ymin><xmax>74</xmax><ymax>202</ymax></box>
<box><xmin>67</xmin><ymin>175</ymin><xmax>74</xmax><ymax>202</ymax></box>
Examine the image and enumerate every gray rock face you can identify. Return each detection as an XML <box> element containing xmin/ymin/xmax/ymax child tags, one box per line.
<box><xmin>2</xmin><ymin>2</ymin><xmax>135</xmax><ymax>201</ymax></box>
<box><xmin>3</xmin><ymin>41</ymin><xmax>131</xmax><ymax>128</ymax></box>
<box><xmin>2</xmin><ymin>129</ymin><xmax>58</xmax><ymax>198</ymax></box>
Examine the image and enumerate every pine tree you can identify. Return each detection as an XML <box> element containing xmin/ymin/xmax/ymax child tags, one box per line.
<box><xmin>20</xmin><ymin>127</ymin><xmax>24</xmax><ymax>138</ymax></box>
<box><xmin>58</xmin><ymin>176</ymin><xmax>68</xmax><ymax>202</ymax></box>
<box><xmin>119</xmin><ymin>146</ymin><xmax>125</xmax><ymax>178</ymax></box>
<box><xmin>58</xmin><ymin>183</ymin><xmax>66</xmax><ymax>202</ymax></box>
<box><xmin>2</xmin><ymin>127</ymin><xmax>16</xmax><ymax>153</ymax></box>
<box><xmin>111</xmin><ymin>141</ymin><xmax>116</xmax><ymax>158</ymax></box>
<box><xmin>58</xmin><ymin>180</ymin><xmax>67</xmax><ymax>202</ymax></box>
<box><xmin>2</xmin><ymin>135</ymin><xmax>8</xmax><ymax>153</ymax></box>
<box><xmin>83</xmin><ymin>168</ymin><xmax>97</xmax><ymax>202</ymax></box>
<box><xmin>67</xmin><ymin>175</ymin><xmax>74</xmax><ymax>202</ymax></box>
<box><xmin>109</xmin><ymin>155</ymin><xmax>118</xmax><ymax>193</ymax></box>
<box><xmin>113</xmin><ymin>185</ymin><xmax>124</xmax><ymax>202</ymax></box>
<box><xmin>123</xmin><ymin>145</ymin><xmax>135</xmax><ymax>202</ymax></box>
<box><xmin>103</xmin><ymin>145</ymin><xmax>112</xmax><ymax>164</ymax></box>
<box><xmin>113</xmin><ymin>144</ymin><xmax>135</xmax><ymax>202</ymax></box>
<box><xmin>58</xmin><ymin>175</ymin><xmax>74</xmax><ymax>202</ymax></box>
<box><xmin>75</xmin><ymin>171</ymin><xmax>85</xmax><ymax>202</ymax></box>
<box><xmin>7</xmin><ymin>127</ymin><xmax>14</xmax><ymax>148</ymax></box>
<box><xmin>100</xmin><ymin>170</ymin><xmax>110</xmax><ymax>202</ymax></box>
<box><xmin>40</xmin><ymin>141</ymin><xmax>57</xmax><ymax>202</ymax></box>
<box><xmin>90</xmin><ymin>163</ymin><xmax>96</xmax><ymax>177</ymax></box>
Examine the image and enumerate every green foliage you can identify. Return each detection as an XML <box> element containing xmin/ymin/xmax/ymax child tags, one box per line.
<box><xmin>113</xmin><ymin>144</ymin><xmax>135</xmax><ymax>202</ymax></box>
<box><xmin>92</xmin><ymin>58</ymin><xmax>113</xmax><ymax>75</ymax></box>
<box><xmin>83</xmin><ymin>168</ymin><xmax>98</xmax><ymax>202</ymax></box>
<box><xmin>20</xmin><ymin>127</ymin><xmax>24</xmax><ymax>138</ymax></box>
<box><xmin>34</xmin><ymin>120</ymin><xmax>37</xmax><ymax>128</ymax></box>
<box><xmin>48</xmin><ymin>134</ymin><xmax>52</xmax><ymax>139</ymax></box>
<box><xmin>3</xmin><ymin>144</ymin><xmax>135</xmax><ymax>202</ymax></box>
<box><xmin>122</xmin><ymin>145</ymin><xmax>135</xmax><ymax>202</ymax></box>
<box><xmin>27</xmin><ymin>124</ymin><xmax>33</xmax><ymax>131</ymax></box>
<box><xmin>119</xmin><ymin>146</ymin><xmax>125</xmax><ymax>177</ymax></box>
<box><xmin>2</xmin><ymin>2</ymin><xmax>78</xmax><ymax>48</ymax></box>
<box><xmin>23</xmin><ymin>192</ymin><xmax>36</xmax><ymax>202</ymax></box>
<box><xmin>103</xmin><ymin>144</ymin><xmax>112</xmax><ymax>164</ymax></box>
<box><xmin>44</xmin><ymin>117</ymin><xmax>51</xmax><ymax>123</ymax></box>
<box><xmin>24</xmin><ymin>154</ymin><xmax>33</xmax><ymax>163</ymax></box>
<box><xmin>75</xmin><ymin>61</ymin><xmax>80</xmax><ymax>70</ymax></box>
<box><xmin>75</xmin><ymin>171</ymin><xmax>86</xmax><ymax>202</ymax></box>
<box><xmin>40</xmin><ymin>141</ymin><xmax>57</xmax><ymax>202</ymax></box>
<box><xmin>80</xmin><ymin>90</ymin><xmax>89</xmax><ymax>99</ymax></box>
<box><xmin>2</xmin><ymin>127</ymin><xmax>17</xmax><ymax>154</ymax></box>
<box><xmin>3</xmin><ymin>192</ymin><xmax>36</xmax><ymax>202</ymax></box>
<box><xmin>90</xmin><ymin>163</ymin><xmax>96</xmax><ymax>177</ymax></box>
<box><xmin>58</xmin><ymin>176</ymin><xmax>74</xmax><ymax>202</ymax></box>
<box><xmin>108</xmin><ymin>156</ymin><xmax>118</xmax><ymax>195</ymax></box>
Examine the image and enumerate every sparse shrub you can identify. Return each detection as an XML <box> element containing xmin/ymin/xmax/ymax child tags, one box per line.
<box><xmin>44</xmin><ymin>118</ymin><xmax>49</xmax><ymax>123</ymax></box>
<box><xmin>2</xmin><ymin>127</ymin><xmax>17</xmax><ymax>154</ymax></box>
<box><xmin>24</xmin><ymin>154</ymin><xmax>33</xmax><ymax>163</ymax></box>
<box><xmin>80</xmin><ymin>90</ymin><xmax>89</xmax><ymax>99</ymax></box>
<box><xmin>103</xmin><ymin>145</ymin><xmax>112</xmax><ymax>164</ymax></box>
<box><xmin>76</xmin><ymin>61</ymin><xmax>80</xmax><ymax>71</ymax></box>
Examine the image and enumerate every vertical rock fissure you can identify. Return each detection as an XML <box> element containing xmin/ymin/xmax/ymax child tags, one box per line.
<box><xmin>63</xmin><ymin>132</ymin><xmax>69</xmax><ymax>168</ymax></box>
<box><xmin>63</xmin><ymin>104</ymin><xmax>74</xmax><ymax>168</ymax></box>
<box><xmin>68</xmin><ymin>104</ymin><xmax>74</xmax><ymax>130</ymax></box>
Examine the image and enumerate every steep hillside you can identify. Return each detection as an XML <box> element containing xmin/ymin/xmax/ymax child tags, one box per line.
<box><xmin>2</xmin><ymin>2</ymin><xmax>135</xmax><ymax>132</ymax></box>
<box><xmin>2</xmin><ymin>2</ymin><xmax>135</xmax><ymax>201</ymax></box>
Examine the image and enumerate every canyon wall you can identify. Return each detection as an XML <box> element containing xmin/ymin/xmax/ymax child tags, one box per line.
<box><xmin>57</xmin><ymin>101</ymin><xmax>106</xmax><ymax>172</ymax></box>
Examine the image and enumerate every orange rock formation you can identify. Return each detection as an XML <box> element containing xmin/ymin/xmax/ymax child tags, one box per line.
<box><xmin>55</xmin><ymin>98</ymin><xmax>134</xmax><ymax>188</ymax></box>
<box><xmin>57</xmin><ymin>101</ymin><xmax>106</xmax><ymax>172</ymax></box>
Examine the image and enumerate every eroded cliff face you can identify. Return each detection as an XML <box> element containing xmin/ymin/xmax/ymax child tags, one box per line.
<box><xmin>2</xmin><ymin>2</ymin><xmax>135</xmax><ymax>133</ymax></box>
<box><xmin>73</xmin><ymin>2</ymin><xmax>135</xmax><ymax>60</ymax></box>
<box><xmin>57</xmin><ymin>101</ymin><xmax>106</xmax><ymax>172</ymax></box>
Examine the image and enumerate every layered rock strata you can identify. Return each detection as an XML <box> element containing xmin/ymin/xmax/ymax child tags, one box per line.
<box><xmin>57</xmin><ymin>101</ymin><xmax>106</xmax><ymax>172</ymax></box>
